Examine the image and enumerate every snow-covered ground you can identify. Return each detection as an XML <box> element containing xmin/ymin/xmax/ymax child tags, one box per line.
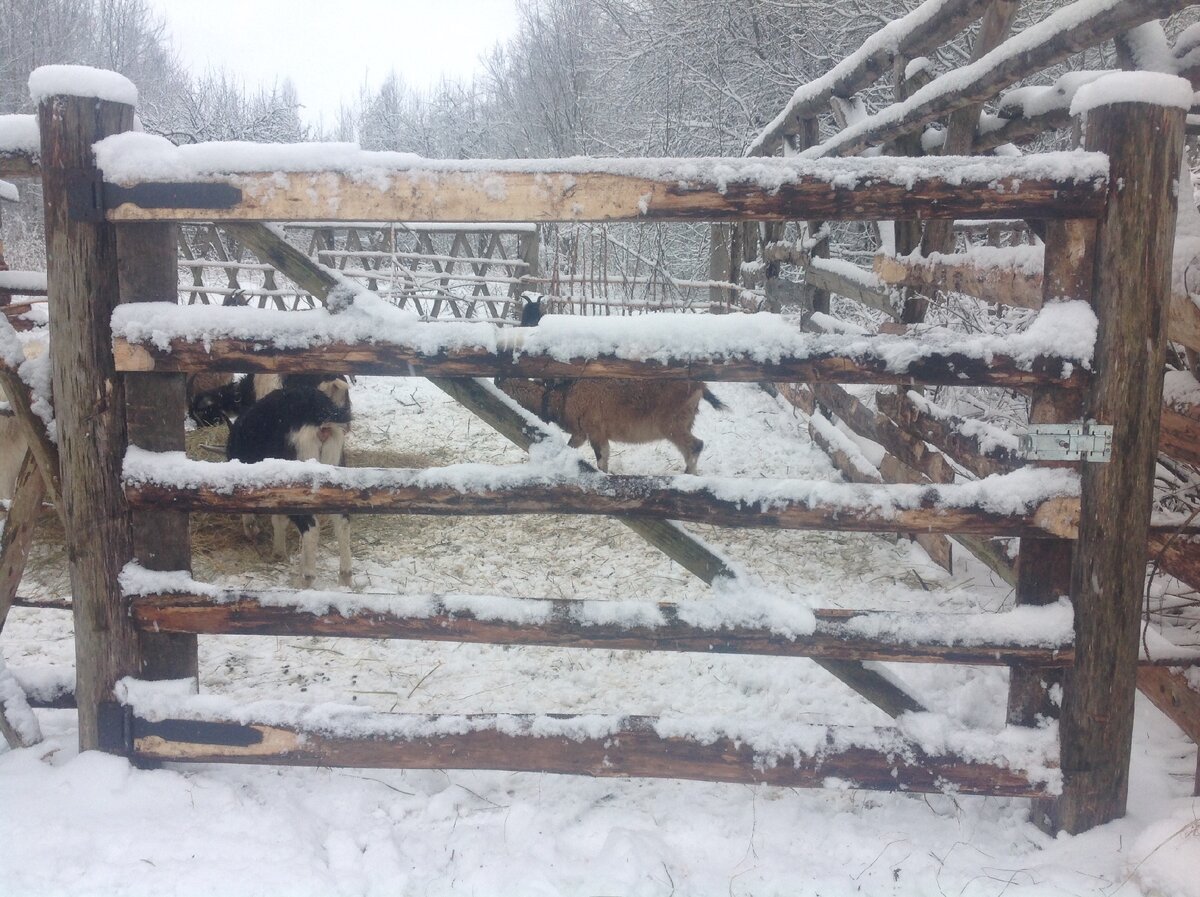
<box><xmin>2</xmin><ymin>376</ymin><xmax>1198</xmax><ymax>896</ymax></box>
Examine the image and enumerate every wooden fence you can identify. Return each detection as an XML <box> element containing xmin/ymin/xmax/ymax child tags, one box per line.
<box><xmin>718</xmin><ymin>0</ymin><xmax>1200</xmax><ymax>831</ymax></box>
<box><xmin>0</xmin><ymin>0</ymin><xmax>1195</xmax><ymax>838</ymax></box>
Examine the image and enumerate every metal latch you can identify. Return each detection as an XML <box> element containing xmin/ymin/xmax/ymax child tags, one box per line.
<box><xmin>1019</xmin><ymin>424</ymin><xmax>1113</xmax><ymax>462</ymax></box>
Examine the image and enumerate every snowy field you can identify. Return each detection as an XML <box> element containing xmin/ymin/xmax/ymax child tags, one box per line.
<box><xmin>2</xmin><ymin>376</ymin><xmax>1198</xmax><ymax>896</ymax></box>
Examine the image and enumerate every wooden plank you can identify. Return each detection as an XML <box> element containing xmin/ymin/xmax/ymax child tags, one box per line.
<box><xmin>118</xmin><ymin>221</ymin><xmax>197</xmax><ymax>682</ymax></box>
<box><xmin>976</xmin><ymin>108</ymin><xmax>1073</xmax><ymax>153</ymax></box>
<box><xmin>876</xmin><ymin>389</ymin><xmax>1022</xmax><ymax>478</ymax></box>
<box><xmin>1159</xmin><ymin>405</ymin><xmax>1200</xmax><ymax>466</ymax></box>
<box><xmin>0</xmin><ymin>152</ymin><xmax>38</xmax><ymax>179</ymax></box>
<box><xmin>808</xmin><ymin>0</ymin><xmax>1193</xmax><ymax>159</ymax></box>
<box><xmin>748</xmin><ymin>0</ymin><xmax>995</xmax><ymax>156</ymax></box>
<box><xmin>919</xmin><ymin>0</ymin><xmax>1021</xmax><ymax>257</ymax></box>
<box><xmin>111</xmin><ymin>336</ymin><xmax>1090</xmax><ymax>390</ymax></box>
<box><xmin>124</xmin><ymin>474</ymin><xmax>1081</xmax><ymax>537</ymax></box>
<box><xmin>1137</xmin><ymin>666</ymin><xmax>1200</xmax><ymax>744</ymax></box>
<box><xmin>40</xmin><ymin>90</ymin><xmax>141</xmax><ymax>752</ymax></box>
<box><xmin>101</xmin><ymin>168</ymin><xmax>1110</xmax><ymax>224</ymax></box>
<box><xmin>0</xmin><ymin>452</ymin><xmax>45</xmax><ymax>634</ymax></box>
<box><xmin>874</xmin><ymin>254</ymin><xmax>1044</xmax><ymax>310</ymax></box>
<box><xmin>128</xmin><ymin>592</ymin><xmax>1076</xmax><ymax>667</ymax></box>
<box><xmin>1047</xmin><ymin>98</ymin><xmax>1184</xmax><ymax>835</ymax></box>
<box><xmin>106</xmin><ymin>706</ymin><xmax>1054</xmax><ymax>797</ymax></box>
<box><xmin>0</xmin><ymin>367</ymin><xmax>62</xmax><ymax>515</ymax></box>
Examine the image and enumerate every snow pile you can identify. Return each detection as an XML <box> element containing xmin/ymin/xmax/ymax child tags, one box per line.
<box><xmin>92</xmin><ymin>129</ymin><xmax>1107</xmax><ymax>194</ymax></box>
<box><xmin>911</xmin><ymin>244</ymin><xmax>1044</xmax><ymax>276</ymax></box>
<box><xmin>1128</xmin><ymin>812</ymin><xmax>1200</xmax><ymax>897</ymax></box>
<box><xmin>113</xmin><ymin>677</ymin><xmax>1060</xmax><ymax>789</ymax></box>
<box><xmin>0</xmin><ymin>180</ymin><xmax>16</xmax><ymax>203</ymax></box>
<box><xmin>112</xmin><ymin>297</ymin><xmax>1099</xmax><ymax>376</ymax></box>
<box><xmin>0</xmin><ymin>318</ymin><xmax>54</xmax><ymax>442</ymax></box>
<box><xmin>0</xmin><ymin>271</ymin><xmax>48</xmax><ymax>292</ymax></box>
<box><xmin>827</xmin><ymin>598</ymin><xmax>1073</xmax><ymax>649</ymax></box>
<box><xmin>1162</xmin><ymin>370</ymin><xmax>1200</xmax><ymax>411</ymax></box>
<box><xmin>0</xmin><ymin>656</ymin><xmax>40</xmax><ymax>747</ymax></box>
<box><xmin>28</xmin><ymin>65</ymin><xmax>137</xmax><ymax>106</ymax></box>
<box><xmin>1070</xmin><ymin>72</ymin><xmax>1196</xmax><ymax>116</ymax></box>
<box><xmin>0</xmin><ymin>114</ymin><xmax>38</xmax><ymax>155</ymax></box>
<box><xmin>997</xmin><ymin>70</ymin><xmax>1109</xmax><ymax>119</ymax></box>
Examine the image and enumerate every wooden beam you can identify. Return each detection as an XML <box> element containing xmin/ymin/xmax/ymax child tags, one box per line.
<box><xmin>0</xmin><ymin>452</ymin><xmax>45</xmax><ymax>634</ymax></box>
<box><xmin>128</xmin><ymin>592</ymin><xmax>1076</xmax><ymax>667</ymax></box>
<box><xmin>807</xmin><ymin>0</ymin><xmax>1193</xmax><ymax>159</ymax></box>
<box><xmin>112</xmin><ymin>336</ymin><xmax>1090</xmax><ymax>390</ymax></box>
<box><xmin>874</xmin><ymin>254</ymin><xmax>1044</xmax><ymax>310</ymax></box>
<box><xmin>101</xmin><ymin>167</ymin><xmax>1109</xmax><ymax>224</ymax></box>
<box><xmin>1159</xmin><ymin>405</ymin><xmax>1200</xmax><ymax>466</ymax></box>
<box><xmin>1048</xmin><ymin>96</ymin><xmax>1184</xmax><ymax>835</ymax></box>
<box><xmin>118</xmin><ymin>220</ymin><xmax>197</xmax><ymax>682</ymax></box>
<box><xmin>748</xmin><ymin>0</ymin><xmax>996</xmax><ymax>155</ymax></box>
<box><xmin>40</xmin><ymin>89</ymin><xmax>140</xmax><ymax>752</ymax></box>
<box><xmin>124</xmin><ymin>471</ymin><xmax>1081</xmax><ymax>537</ymax></box>
<box><xmin>0</xmin><ymin>367</ymin><xmax>62</xmax><ymax>515</ymax></box>
<box><xmin>976</xmin><ymin>109</ymin><xmax>1073</xmax><ymax>153</ymax></box>
<box><xmin>103</xmin><ymin>705</ymin><xmax>1054</xmax><ymax>797</ymax></box>
<box><xmin>876</xmin><ymin>389</ymin><xmax>1022</xmax><ymax>478</ymax></box>
<box><xmin>1137</xmin><ymin>666</ymin><xmax>1200</xmax><ymax>744</ymax></box>
<box><xmin>919</xmin><ymin>0</ymin><xmax>1021</xmax><ymax>257</ymax></box>
<box><xmin>0</xmin><ymin>152</ymin><xmax>38</xmax><ymax>179</ymax></box>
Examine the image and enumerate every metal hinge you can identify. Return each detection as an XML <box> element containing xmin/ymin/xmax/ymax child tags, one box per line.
<box><xmin>65</xmin><ymin>169</ymin><xmax>243</xmax><ymax>222</ymax></box>
<box><xmin>1019</xmin><ymin>424</ymin><xmax>1113</xmax><ymax>462</ymax></box>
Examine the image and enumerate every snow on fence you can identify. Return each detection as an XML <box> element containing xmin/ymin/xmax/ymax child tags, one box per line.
<box><xmin>729</xmin><ymin>0</ymin><xmax>1197</xmax><ymax>837</ymax></box>
<box><xmin>1</xmin><ymin>0</ymin><xmax>1192</xmax><ymax>835</ymax></box>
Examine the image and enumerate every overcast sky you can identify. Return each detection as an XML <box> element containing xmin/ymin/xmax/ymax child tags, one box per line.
<box><xmin>146</xmin><ymin>0</ymin><xmax>521</xmax><ymax>129</ymax></box>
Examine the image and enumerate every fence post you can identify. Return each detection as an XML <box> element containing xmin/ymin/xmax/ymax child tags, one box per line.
<box><xmin>118</xmin><ymin>222</ymin><xmax>197</xmax><ymax>680</ymax></box>
<box><xmin>1047</xmin><ymin>83</ymin><xmax>1185</xmax><ymax>834</ymax></box>
<box><xmin>37</xmin><ymin>77</ymin><xmax>138</xmax><ymax>750</ymax></box>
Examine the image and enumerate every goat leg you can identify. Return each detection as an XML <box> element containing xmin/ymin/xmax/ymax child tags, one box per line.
<box><xmin>333</xmin><ymin>514</ymin><xmax>352</xmax><ymax>588</ymax></box>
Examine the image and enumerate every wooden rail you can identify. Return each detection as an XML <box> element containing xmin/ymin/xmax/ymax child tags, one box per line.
<box><xmin>128</xmin><ymin>591</ymin><xmax>1076</xmax><ymax>667</ymax></box>
<box><xmin>97</xmin><ymin>164</ymin><xmax>1108</xmax><ymax>224</ymax></box>
<box><xmin>98</xmin><ymin>703</ymin><xmax>1055</xmax><ymax>797</ymax></box>
<box><xmin>112</xmin><ymin>336</ymin><xmax>1090</xmax><ymax>389</ymax></box>
<box><xmin>123</xmin><ymin>468</ymin><xmax>1081</xmax><ymax>537</ymax></box>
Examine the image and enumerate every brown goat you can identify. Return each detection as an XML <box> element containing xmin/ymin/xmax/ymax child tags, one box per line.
<box><xmin>496</xmin><ymin>377</ymin><xmax>722</xmax><ymax>473</ymax></box>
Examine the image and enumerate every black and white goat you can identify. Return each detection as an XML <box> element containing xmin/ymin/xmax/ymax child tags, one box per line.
<box><xmin>226</xmin><ymin>386</ymin><xmax>352</xmax><ymax>588</ymax></box>
<box><xmin>190</xmin><ymin>373</ymin><xmax>350</xmax><ymax>427</ymax></box>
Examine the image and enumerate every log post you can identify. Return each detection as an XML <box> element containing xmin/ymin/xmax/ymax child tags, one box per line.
<box><xmin>1043</xmin><ymin>84</ymin><xmax>1186</xmax><ymax>834</ymax></box>
<box><xmin>118</xmin><ymin>222</ymin><xmax>197</xmax><ymax>680</ymax></box>
<box><xmin>1008</xmin><ymin>220</ymin><xmax>1093</xmax><ymax>744</ymax></box>
<box><xmin>38</xmin><ymin>78</ymin><xmax>139</xmax><ymax>750</ymax></box>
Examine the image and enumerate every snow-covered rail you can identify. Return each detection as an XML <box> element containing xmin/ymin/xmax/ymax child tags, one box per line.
<box><xmin>88</xmin><ymin>141</ymin><xmax>1109</xmax><ymax>224</ymax></box>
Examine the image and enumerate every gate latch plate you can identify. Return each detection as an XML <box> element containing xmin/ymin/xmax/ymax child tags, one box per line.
<box><xmin>1019</xmin><ymin>424</ymin><xmax>1113</xmax><ymax>462</ymax></box>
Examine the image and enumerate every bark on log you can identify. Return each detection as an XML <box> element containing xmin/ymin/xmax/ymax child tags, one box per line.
<box><xmin>118</xmin><ymin>221</ymin><xmax>197</xmax><ymax>681</ymax></box>
<box><xmin>810</xmin><ymin>0</ymin><xmax>1193</xmax><ymax>159</ymax></box>
<box><xmin>112</xmin><ymin>336</ymin><xmax>1090</xmax><ymax>390</ymax></box>
<box><xmin>106</xmin><ymin>707</ymin><xmax>1054</xmax><ymax>797</ymax></box>
<box><xmin>128</xmin><ymin>592</ymin><xmax>1076</xmax><ymax>667</ymax></box>
<box><xmin>748</xmin><ymin>0</ymin><xmax>995</xmax><ymax>155</ymax></box>
<box><xmin>876</xmin><ymin>390</ymin><xmax>1022</xmax><ymax>479</ymax></box>
<box><xmin>873</xmin><ymin>254</ymin><xmax>1044</xmax><ymax>310</ymax></box>
<box><xmin>102</xmin><ymin>168</ymin><xmax>1109</xmax><ymax>224</ymax></box>
<box><xmin>1046</xmin><ymin>99</ymin><xmax>1184</xmax><ymax>836</ymax></box>
<box><xmin>0</xmin><ymin>452</ymin><xmax>44</xmax><ymax>634</ymax></box>
<box><xmin>919</xmin><ymin>0</ymin><xmax>1021</xmax><ymax>257</ymax></box>
<box><xmin>124</xmin><ymin>475</ymin><xmax>1081</xmax><ymax>537</ymax></box>
<box><xmin>39</xmin><ymin>90</ymin><xmax>139</xmax><ymax>751</ymax></box>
